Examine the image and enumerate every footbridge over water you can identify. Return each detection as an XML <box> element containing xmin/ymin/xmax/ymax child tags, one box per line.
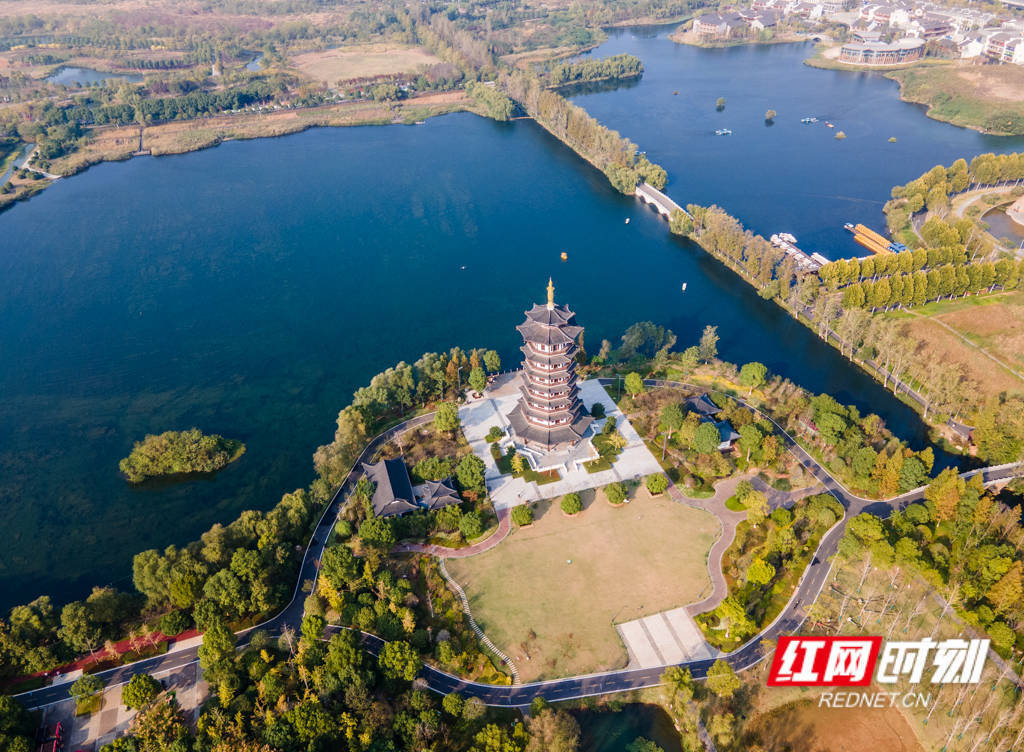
<box><xmin>635</xmin><ymin>182</ymin><xmax>687</xmax><ymax>219</ymax></box>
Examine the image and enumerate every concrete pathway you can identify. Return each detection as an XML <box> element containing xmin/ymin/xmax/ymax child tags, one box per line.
<box><xmin>666</xmin><ymin>474</ymin><xmax>822</xmax><ymax>617</ymax></box>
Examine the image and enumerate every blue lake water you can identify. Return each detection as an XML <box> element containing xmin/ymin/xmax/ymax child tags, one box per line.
<box><xmin>1</xmin><ymin>29</ymin><xmax>1021</xmax><ymax>609</ymax></box>
<box><xmin>46</xmin><ymin>66</ymin><xmax>143</xmax><ymax>86</ymax></box>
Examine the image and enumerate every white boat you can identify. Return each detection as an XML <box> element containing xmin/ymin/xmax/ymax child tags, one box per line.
<box><xmin>681</xmin><ymin>282</ymin><xmax>688</xmax><ymax>292</ymax></box>
<box><xmin>625</xmin><ymin>218</ymin><xmax>630</xmax><ymax>224</ymax></box>
<box><xmin>801</xmin><ymin>117</ymin><xmax>818</xmax><ymax>124</ymax></box>
<box><xmin>715</xmin><ymin>128</ymin><xmax>732</xmax><ymax>136</ymax></box>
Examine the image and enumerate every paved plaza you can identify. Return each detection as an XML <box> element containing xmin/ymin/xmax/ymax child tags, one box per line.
<box><xmin>39</xmin><ymin>658</ymin><xmax>207</xmax><ymax>751</ymax></box>
<box><xmin>459</xmin><ymin>373</ymin><xmax>664</xmax><ymax>510</ymax></box>
<box><xmin>616</xmin><ymin>607</ymin><xmax>720</xmax><ymax>669</ymax></box>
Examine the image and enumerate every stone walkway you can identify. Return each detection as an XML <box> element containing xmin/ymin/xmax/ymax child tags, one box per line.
<box><xmin>394</xmin><ymin>508</ymin><xmax>511</xmax><ymax>559</ymax></box>
<box><xmin>666</xmin><ymin>474</ymin><xmax>822</xmax><ymax>617</ymax></box>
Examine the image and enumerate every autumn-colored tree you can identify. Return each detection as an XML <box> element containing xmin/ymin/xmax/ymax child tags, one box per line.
<box><xmin>987</xmin><ymin>561</ymin><xmax>1022</xmax><ymax>615</ymax></box>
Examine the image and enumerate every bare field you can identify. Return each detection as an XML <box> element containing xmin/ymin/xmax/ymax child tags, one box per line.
<box><xmin>748</xmin><ymin>699</ymin><xmax>924</xmax><ymax>752</ymax></box>
<box><xmin>291</xmin><ymin>44</ymin><xmax>440</xmax><ymax>83</ymax></box>
<box><xmin>446</xmin><ymin>487</ymin><xmax>718</xmax><ymax>683</ymax></box>
<box><xmin>892</xmin><ymin>293</ymin><xmax>1024</xmax><ymax>401</ymax></box>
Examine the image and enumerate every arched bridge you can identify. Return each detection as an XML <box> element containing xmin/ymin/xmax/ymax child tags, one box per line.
<box><xmin>635</xmin><ymin>182</ymin><xmax>687</xmax><ymax>218</ymax></box>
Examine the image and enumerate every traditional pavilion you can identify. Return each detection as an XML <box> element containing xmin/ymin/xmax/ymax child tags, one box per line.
<box><xmin>506</xmin><ymin>279</ymin><xmax>594</xmax><ymax>453</ymax></box>
<box><xmin>362</xmin><ymin>458</ymin><xmax>418</xmax><ymax>517</ymax></box>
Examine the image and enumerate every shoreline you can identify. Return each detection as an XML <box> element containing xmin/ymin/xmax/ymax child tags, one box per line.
<box><xmin>0</xmin><ymin>91</ymin><xmax>472</xmax><ymax>212</ymax></box>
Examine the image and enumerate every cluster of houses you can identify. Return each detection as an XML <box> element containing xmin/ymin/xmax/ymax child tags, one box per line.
<box><xmin>692</xmin><ymin>0</ymin><xmax>1024</xmax><ymax>66</ymax></box>
<box><xmin>855</xmin><ymin>2</ymin><xmax>1024</xmax><ymax>64</ymax></box>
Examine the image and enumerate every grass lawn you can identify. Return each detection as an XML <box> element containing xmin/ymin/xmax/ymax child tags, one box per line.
<box><xmin>886</xmin><ymin>62</ymin><xmax>1024</xmax><ymax>135</ymax></box>
<box><xmin>446</xmin><ymin>487</ymin><xmax>719</xmax><ymax>682</ymax></box>
<box><xmin>75</xmin><ymin>693</ymin><xmax>102</xmax><ymax>716</ymax></box>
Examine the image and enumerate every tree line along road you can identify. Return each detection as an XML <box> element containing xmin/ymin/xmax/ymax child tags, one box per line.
<box><xmin>14</xmin><ymin>379</ymin><xmax>1024</xmax><ymax>710</ymax></box>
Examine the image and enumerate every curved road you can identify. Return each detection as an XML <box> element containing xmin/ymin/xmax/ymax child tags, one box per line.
<box><xmin>15</xmin><ymin>381</ymin><xmax>1024</xmax><ymax>710</ymax></box>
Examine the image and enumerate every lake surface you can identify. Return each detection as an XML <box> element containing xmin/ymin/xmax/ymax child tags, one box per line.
<box><xmin>46</xmin><ymin>67</ymin><xmax>143</xmax><ymax>86</ymax></box>
<box><xmin>571</xmin><ymin>29</ymin><xmax>1024</xmax><ymax>258</ymax></box>
<box><xmin>2</xmin><ymin>29</ymin><xmax>1021</xmax><ymax>609</ymax></box>
<box><xmin>575</xmin><ymin>704</ymin><xmax>683</xmax><ymax>752</ymax></box>
<box><xmin>983</xmin><ymin>207</ymin><xmax>1024</xmax><ymax>247</ymax></box>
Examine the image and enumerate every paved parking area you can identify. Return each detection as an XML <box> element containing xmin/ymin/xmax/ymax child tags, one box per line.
<box><xmin>616</xmin><ymin>607</ymin><xmax>719</xmax><ymax>669</ymax></box>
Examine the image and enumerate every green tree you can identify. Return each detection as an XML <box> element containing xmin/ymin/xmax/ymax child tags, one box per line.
<box><xmin>737</xmin><ymin>423</ymin><xmax>763</xmax><ymax>463</ymax></box>
<box><xmin>121</xmin><ymin>673</ymin><xmax>161</xmax><ymax>710</ymax></box>
<box><xmin>69</xmin><ymin>673</ymin><xmax>104</xmax><ymax>702</ymax></box>
<box><xmin>624</xmin><ymin>372</ymin><xmax>644</xmax><ymax>396</ymax></box>
<box><xmin>58</xmin><ymin>601</ymin><xmax>102</xmax><ymax>655</ymax></box>
<box><xmin>459</xmin><ymin>511</ymin><xmax>484</xmax><ymax>540</ymax></box>
<box><xmin>747</xmin><ymin>558</ymin><xmax>775</xmax><ymax>585</ymax></box>
<box><xmin>693</xmin><ymin>422</ymin><xmax>720</xmax><ymax>454</ymax></box>
<box><xmin>197</xmin><ymin>618</ymin><xmax>236</xmax><ymax>681</ymax></box>
<box><xmin>660</xmin><ymin>403</ymin><xmax>684</xmax><ymax>441</ymax></box>
<box><xmin>434</xmin><ymin>401</ymin><xmax>461</xmax><ymax>434</ymax></box>
<box><xmin>483</xmin><ymin>350</ymin><xmax>501</xmax><ymax>373</ymax></box>
<box><xmin>443</xmin><ymin>692</ymin><xmax>465</xmax><ymax>717</ymax></box>
<box><xmin>698</xmin><ymin>325</ymin><xmax>719</xmax><ymax>362</ymax></box>
<box><xmin>705</xmin><ymin>659</ymin><xmax>741</xmax><ymax>698</ymax></box>
<box><xmin>456</xmin><ymin>454</ymin><xmax>486</xmax><ymax>496</ymax></box>
<box><xmin>561</xmin><ymin>493</ymin><xmax>582</xmax><ymax>515</ymax></box>
<box><xmin>739</xmin><ymin>361</ymin><xmax>767</xmax><ymax>395</ymax></box>
<box><xmin>358</xmin><ymin>517</ymin><xmax>395</xmax><ymax>549</ymax></box>
<box><xmin>468</xmin><ymin>367</ymin><xmax>487</xmax><ymax>393</ymax></box>
<box><xmin>379</xmin><ymin>640</ymin><xmax>422</xmax><ymax>681</ymax></box>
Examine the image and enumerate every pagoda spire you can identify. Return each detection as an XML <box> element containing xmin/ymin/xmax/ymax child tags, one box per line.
<box><xmin>546</xmin><ymin>277</ymin><xmax>555</xmax><ymax>310</ymax></box>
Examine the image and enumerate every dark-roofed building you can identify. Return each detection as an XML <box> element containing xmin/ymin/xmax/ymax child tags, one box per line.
<box><xmin>712</xmin><ymin>420</ymin><xmax>740</xmax><ymax>451</ymax></box>
<box><xmin>416</xmin><ymin>478</ymin><xmax>461</xmax><ymax>511</ymax></box>
<box><xmin>506</xmin><ymin>279</ymin><xmax>594</xmax><ymax>453</ymax></box>
<box><xmin>362</xmin><ymin>458</ymin><xmax>418</xmax><ymax>517</ymax></box>
<box><xmin>686</xmin><ymin>394</ymin><xmax>722</xmax><ymax>418</ymax></box>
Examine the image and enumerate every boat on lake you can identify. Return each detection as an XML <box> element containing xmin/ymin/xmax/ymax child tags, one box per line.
<box><xmin>801</xmin><ymin>116</ymin><xmax>818</xmax><ymax>124</ymax></box>
<box><xmin>715</xmin><ymin>128</ymin><xmax>732</xmax><ymax>136</ymax></box>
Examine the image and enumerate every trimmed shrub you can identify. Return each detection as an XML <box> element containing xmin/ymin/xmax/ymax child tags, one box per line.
<box><xmin>511</xmin><ymin>505</ymin><xmax>533</xmax><ymax>526</ymax></box>
<box><xmin>646</xmin><ymin>474</ymin><xmax>668</xmax><ymax>495</ymax></box>
<box><xmin>605</xmin><ymin>482</ymin><xmax>627</xmax><ymax>505</ymax></box>
<box><xmin>561</xmin><ymin>493</ymin><xmax>582</xmax><ymax>515</ymax></box>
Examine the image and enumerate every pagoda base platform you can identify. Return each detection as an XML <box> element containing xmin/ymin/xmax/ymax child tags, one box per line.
<box><xmin>457</xmin><ymin>373</ymin><xmax>664</xmax><ymax>510</ymax></box>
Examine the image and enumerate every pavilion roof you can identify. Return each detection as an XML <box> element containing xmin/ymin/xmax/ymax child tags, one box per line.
<box><xmin>361</xmin><ymin>458</ymin><xmax>417</xmax><ymax>517</ymax></box>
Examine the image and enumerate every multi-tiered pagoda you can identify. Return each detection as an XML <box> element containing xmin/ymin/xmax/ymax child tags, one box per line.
<box><xmin>506</xmin><ymin>279</ymin><xmax>593</xmax><ymax>452</ymax></box>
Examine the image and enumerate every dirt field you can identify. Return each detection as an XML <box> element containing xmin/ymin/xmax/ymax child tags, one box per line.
<box><xmin>891</xmin><ymin>293</ymin><xmax>1024</xmax><ymax>403</ymax></box>
<box><xmin>446</xmin><ymin>487</ymin><xmax>718</xmax><ymax>682</ymax></box>
<box><xmin>748</xmin><ymin>699</ymin><xmax>924</xmax><ymax>752</ymax></box>
<box><xmin>291</xmin><ymin>44</ymin><xmax>440</xmax><ymax>83</ymax></box>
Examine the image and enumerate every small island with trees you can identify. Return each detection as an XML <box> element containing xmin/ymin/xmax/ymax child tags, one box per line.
<box><xmin>119</xmin><ymin>428</ymin><xmax>246</xmax><ymax>483</ymax></box>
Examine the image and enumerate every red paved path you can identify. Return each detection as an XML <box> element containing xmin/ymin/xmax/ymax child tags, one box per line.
<box><xmin>394</xmin><ymin>508</ymin><xmax>512</xmax><ymax>558</ymax></box>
